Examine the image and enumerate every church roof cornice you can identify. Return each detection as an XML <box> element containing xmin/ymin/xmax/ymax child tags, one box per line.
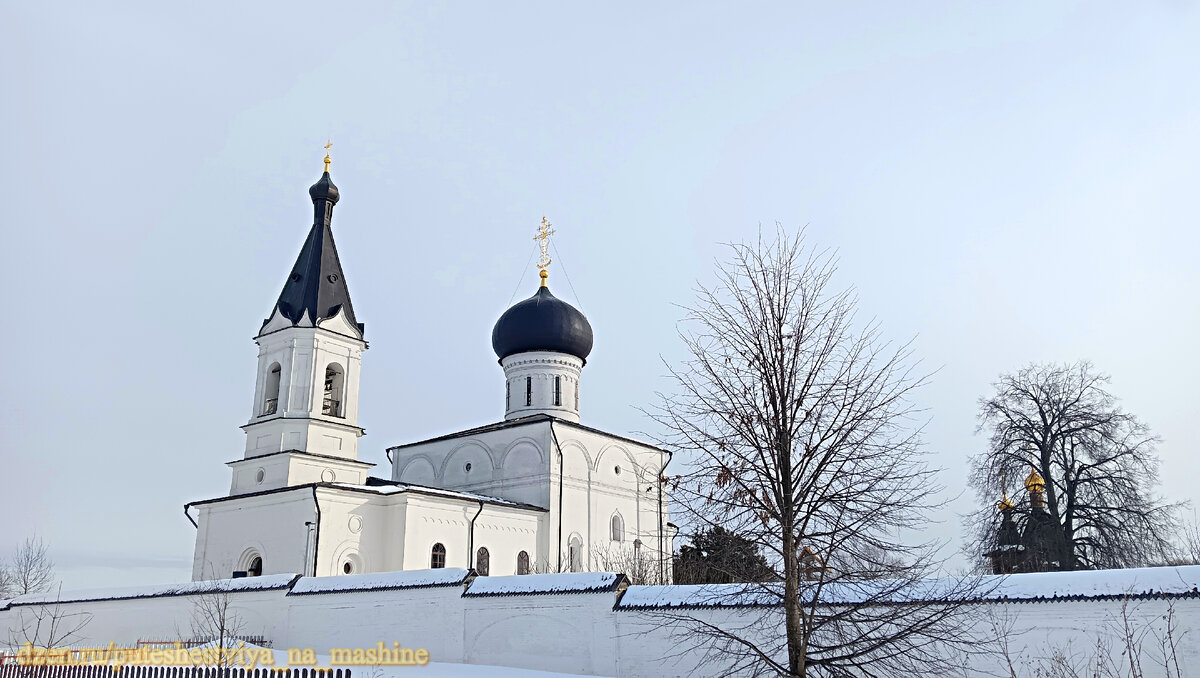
<box><xmin>226</xmin><ymin>449</ymin><xmax>376</xmax><ymax>468</ymax></box>
<box><xmin>185</xmin><ymin>479</ymin><xmax>548</xmax><ymax>513</ymax></box>
<box><xmin>386</xmin><ymin>414</ymin><xmax>667</xmax><ymax>455</ymax></box>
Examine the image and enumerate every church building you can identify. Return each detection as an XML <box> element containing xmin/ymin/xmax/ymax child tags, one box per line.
<box><xmin>185</xmin><ymin>157</ymin><xmax>676</xmax><ymax>582</ymax></box>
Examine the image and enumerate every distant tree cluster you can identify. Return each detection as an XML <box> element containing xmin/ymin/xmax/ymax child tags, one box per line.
<box><xmin>672</xmin><ymin>526</ymin><xmax>775</xmax><ymax>585</ymax></box>
<box><xmin>968</xmin><ymin>361</ymin><xmax>1179</xmax><ymax>572</ymax></box>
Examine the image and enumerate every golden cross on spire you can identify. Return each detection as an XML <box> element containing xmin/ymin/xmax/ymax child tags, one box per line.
<box><xmin>534</xmin><ymin>216</ymin><xmax>555</xmax><ymax>286</ymax></box>
<box><xmin>323</xmin><ymin>140</ymin><xmax>333</xmax><ymax>173</ymax></box>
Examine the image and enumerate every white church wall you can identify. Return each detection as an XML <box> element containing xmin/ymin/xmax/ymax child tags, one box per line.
<box><xmin>390</xmin><ymin>419</ymin><xmax>553</xmax><ymax>509</ymax></box>
<box><xmin>549</xmin><ymin>426</ymin><xmax>672</xmax><ymax>578</ymax></box>
<box><xmin>191</xmin><ymin>489</ymin><xmax>315</xmax><ymax>580</ymax></box>
<box><xmin>4</xmin><ymin>570</ymin><xmax>1198</xmax><ymax>678</ymax></box>
<box><xmin>394</xmin><ymin>494</ymin><xmax>543</xmax><ymax>573</ymax></box>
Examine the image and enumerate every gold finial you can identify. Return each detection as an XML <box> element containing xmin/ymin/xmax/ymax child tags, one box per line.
<box><xmin>534</xmin><ymin>216</ymin><xmax>555</xmax><ymax>287</ymax></box>
<box><xmin>323</xmin><ymin>140</ymin><xmax>333</xmax><ymax>173</ymax></box>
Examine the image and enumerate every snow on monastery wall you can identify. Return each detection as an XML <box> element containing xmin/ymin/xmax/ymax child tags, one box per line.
<box><xmin>2</xmin><ymin>568</ymin><xmax>1198</xmax><ymax>677</ymax></box>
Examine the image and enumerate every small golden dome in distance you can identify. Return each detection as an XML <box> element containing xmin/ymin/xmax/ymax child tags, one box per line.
<box><xmin>1024</xmin><ymin>467</ymin><xmax>1045</xmax><ymax>492</ymax></box>
<box><xmin>997</xmin><ymin>494</ymin><xmax>1015</xmax><ymax>512</ymax></box>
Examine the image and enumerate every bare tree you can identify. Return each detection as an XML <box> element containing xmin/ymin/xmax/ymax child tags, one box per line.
<box><xmin>6</xmin><ymin>585</ymin><xmax>92</xmax><ymax>678</ymax></box>
<box><xmin>649</xmin><ymin>228</ymin><xmax>988</xmax><ymax>677</ymax></box>
<box><xmin>1171</xmin><ymin>512</ymin><xmax>1200</xmax><ymax>565</ymax></box>
<box><xmin>1</xmin><ymin>537</ymin><xmax>55</xmax><ymax>598</ymax></box>
<box><xmin>592</xmin><ymin>545</ymin><xmax>668</xmax><ymax>585</ymax></box>
<box><xmin>187</xmin><ymin>571</ymin><xmax>247</xmax><ymax>677</ymax></box>
<box><xmin>968</xmin><ymin>362</ymin><xmax>1178</xmax><ymax>571</ymax></box>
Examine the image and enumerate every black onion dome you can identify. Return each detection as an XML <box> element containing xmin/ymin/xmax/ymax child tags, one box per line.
<box><xmin>492</xmin><ymin>285</ymin><xmax>593</xmax><ymax>363</ymax></box>
<box><xmin>308</xmin><ymin>172</ymin><xmax>340</xmax><ymax>204</ymax></box>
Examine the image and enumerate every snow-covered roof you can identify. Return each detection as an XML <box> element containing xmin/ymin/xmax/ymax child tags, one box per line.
<box><xmin>7</xmin><ymin>574</ymin><xmax>299</xmax><ymax>607</ymax></box>
<box><xmin>617</xmin><ymin>565</ymin><xmax>1200</xmax><ymax>609</ymax></box>
<box><xmin>988</xmin><ymin>565</ymin><xmax>1200</xmax><ymax>601</ymax></box>
<box><xmin>617</xmin><ymin>583</ymin><xmax>779</xmax><ymax>609</ymax></box>
<box><xmin>289</xmin><ymin>568</ymin><xmax>471</xmax><ymax>595</ymax></box>
<box><xmin>328</xmin><ymin>480</ymin><xmax>547</xmax><ymax>511</ymax></box>
<box><xmin>464</xmin><ymin>572</ymin><xmax>627</xmax><ymax>596</ymax></box>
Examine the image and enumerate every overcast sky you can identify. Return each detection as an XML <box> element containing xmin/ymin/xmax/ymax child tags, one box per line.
<box><xmin>2</xmin><ymin>2</ymin><xmax>1198</xmax><ymax>589</ymax></box>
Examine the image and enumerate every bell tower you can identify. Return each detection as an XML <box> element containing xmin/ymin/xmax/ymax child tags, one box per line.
<box><xmin>231</xmin><ymin>148</ymin><xmax>373</xmax><ymax>495</ymax></box>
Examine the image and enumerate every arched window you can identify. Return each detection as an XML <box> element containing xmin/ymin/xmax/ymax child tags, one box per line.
<box><xmin>430</xmin><ymin>543</ymin><xmax>446</xmax><ymax>569</ymax></box>
<box><xmin>569</xmin><ymin>535</ymin><xmax>583</xmax><ymax>572</ymax></box>
<box><xmin>247</xmin><ymin>556</ymin><xmax>262</xmax><ymax>577</ymax></box>
<box><xmin>574</xmin><ymin>382</ymin><xmax>579</xmax><ymax>410</ymax></box>
<box><xmin>610</xmin><ymin>514</ymin><xmax>624</xmax><ymax>542</ymax></box>
<box><xmin>323</xmin><ymin>363</ymin><xmax>345</xmax><ymax>417</ymax></box>
<box><xmin>263</xmin><ymin>363</ymin><xmax>281</xmax><ymax>415</ymax></box>
<box><xmin>525</xmin><ymin>376</ymin><xmax>532</xmax><ymax>407</ymax></box>
<box><xmin>476</xmin><ymin>547</ymin><xmax>490</xmax><ymax>576</ymax></box>
<box><xmin>517</xmin><ymin>550</ymin><xmax>530</xmax><ymax>575</ymax></box>
<box><xmin>554</xmin><ymin>376</ymin><xmax>562</xmax><ymax>406</ymax></box>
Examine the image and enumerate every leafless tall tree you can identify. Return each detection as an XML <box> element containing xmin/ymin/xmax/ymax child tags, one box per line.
<box><xmin>967</xmin><ymin>362</ymin><xmax>1178</xmax><ymax>571</ymax></box>
<box><xmin>0</xmin><ymin>537</ymin><xmax>55</xmax><ymax>598</ymax></box>
<box><xmin>649</xmin><ymin>228</ymin><xmax>988</xmax><ymax>677</ymax></box>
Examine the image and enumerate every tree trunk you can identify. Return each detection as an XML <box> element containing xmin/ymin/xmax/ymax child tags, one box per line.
<box><xmin>783</xmin><ymin>529</ymin><xmax>805</xmax><ymax>677</ymax></box>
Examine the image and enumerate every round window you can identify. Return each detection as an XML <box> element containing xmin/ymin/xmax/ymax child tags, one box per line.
<box><xmin>343</xmin><ymin>561</ymin><xmax>353</xmax><ymax>574</ymax></box>
<box><xmin>320</xmin><ymin>468</ymin><xmax>336</xmax><ymax>482</ymax></box>
<box><xmin>614</xmin><ymin>465</ymin><xmax>621</xmax><ymax>475</ymax></box>
<box><xmin>255</xmin><ymin>468</ymin><xmax>265</xmax><ymax>484</ymax></box>
<box><xmin>465</xmin><ymin>462</ymin><xmax>472</xmax><ymax>473</ymax></box>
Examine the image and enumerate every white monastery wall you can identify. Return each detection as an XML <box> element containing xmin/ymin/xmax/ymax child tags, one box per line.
<box><xmin>6</xmin><ymin>569</ymin><xmax>1197</xmax><ymax>678</ymax></box>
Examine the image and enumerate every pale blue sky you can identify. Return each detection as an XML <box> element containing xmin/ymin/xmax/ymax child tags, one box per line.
<box><xmin>2</xmin><ymin>2</ymin><xmax>1197</xmax><ymax>588</ymax></box>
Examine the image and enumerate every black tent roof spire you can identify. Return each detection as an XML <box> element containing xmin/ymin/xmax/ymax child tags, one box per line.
<box><xmin>261</xmin><ymin>146</ymin><xmax>363</xmax><ymax>338</ymax></box>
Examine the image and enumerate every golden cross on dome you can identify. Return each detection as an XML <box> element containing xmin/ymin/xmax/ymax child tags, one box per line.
<box><xmin>323</xmin><ymin>140</ymin><xmax>333</xmax><ymax>173</ymax></box>
<box><xmin>534</xmin><ymin>216</ymin><xmax>555</xmax><ymax>286</ymax></box>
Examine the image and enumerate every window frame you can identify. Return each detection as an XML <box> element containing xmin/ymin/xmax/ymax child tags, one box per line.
<box><xmin>476</xmin><ymin>546</ymin><xmax>490</xmax><ymax>576</ymax></box>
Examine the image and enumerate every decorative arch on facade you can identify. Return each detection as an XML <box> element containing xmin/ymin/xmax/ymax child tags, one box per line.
<box><xmin>330</xmin><ymin>542</ymin><xmax>365</xmax><ymax>577</ymax></box>
<box><xmin>397</xmin><ymin>455</ymin><xmax>439</xmax><ymax>485</ymax></box>
<box><xmin>594</xmin><ymin>444</ymin><xmax>640</xmax><ymax>477</ymax></box>
<box><xmin>441</xmin><ymin>440</ymin><xmax>497</xmax><ymax>486</ymax></box>
<box><xmin>557</xmin><ymin>439</ymin><xmax>593</xmax><ymax>481</ymax></box>
<box><xmin>236</xmin><ymin>546</ymin><xmax>265</xmax><ymax>578</ymax></box>
<box><xmin>498</xmin><ymin>436</ymin><xmax>546</xmax><ymax>467</ymax></box>
<box><xmin>498</xmin><ymin>437</ymin><xmax>544</xmax><ymax>479</ymax></box>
